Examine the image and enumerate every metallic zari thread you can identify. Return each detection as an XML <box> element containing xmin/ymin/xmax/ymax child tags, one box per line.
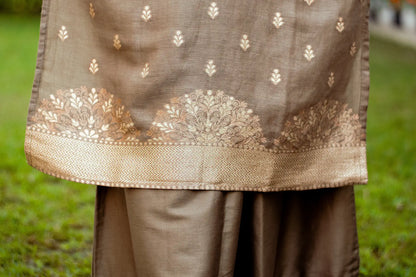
<box><xmin>304</xmin><ymin>45</ymin><xmax>315</xmax><ymax>61</ymax></box>
<box><xmin>270</xmin><ymin>69</ymin><xmax>281</xmax><ymax>85</ymax></box>
<box><xmin>141</xmin><ymin>63</ymin><xmax>150</xmax><ymax>78</ymax></box>
<box><xmin>30</xmin><ymin>87</ymin><xmax>363</xmax><ymax>152</ymax></box>
<box><xmin>25</xmin><ymin>129</ymin><xmax>367</xmax><ymax>191</ymax></box>
<box><xmin>141</xmin><ymin>5</ymin><xmax>152</xmax><ymax>22</ymax></box>
<box><xmin>273</xmin><ymin>12</ymin><xmax>284</xmax><ymax>29</ymax></box>
<box><xmin>29</xmin><ymin>0</ymin><xmax>369</xmax><ymax>192</ymax></box>
<box><xmin>89</xmin><ymin>3</ymin><xmax>95</xmax><ymax>19</ymax></box>
<box><xmin>240</xmin><ymin>34</ymin><xmax>250</xmax><ymax>51</ymax></box>
<box><xmin>208</xmin><ymin>2</ymin><xmax>219</xmax><ymax>19</ymax></box>
<box><xmin>173</xmin><ymin>30</ymin><xmax>184</xmax><ymax>47</ymax></box>
<box><xmin>89</xmin><ymin>59</ymin><xmax>99</xmax><ymax>74</ymax></box>
<box><xmin>205</xmin><ymin>60</ymin><xmax>216</xmax><ymax>77</ymax></box>
<box><xmin>58</xmin><ymin>26</ymin><xmax>68</xmax><ymax>41</ymax></box>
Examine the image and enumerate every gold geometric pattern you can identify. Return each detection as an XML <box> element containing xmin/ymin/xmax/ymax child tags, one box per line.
<box><xmin>29</xmin><ymin>87</ymin><xmax>141</xmax><ymax>142</ymax></box>
<box><xmin>273</xmin><ymin>99</ymin><xmax>362</xmax><ymax>151</ymax></box>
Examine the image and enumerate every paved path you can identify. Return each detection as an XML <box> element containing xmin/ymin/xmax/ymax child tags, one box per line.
<box><xmin>370</xmin><ymin>22</ymin><xmax>416</xmax><ymax>50</ymax></box>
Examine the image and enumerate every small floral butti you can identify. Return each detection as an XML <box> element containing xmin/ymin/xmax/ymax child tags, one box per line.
<box><xmin>24</xmin><ymin>0</ymin><xmax>370</xmax><ymax>192</ymax></box>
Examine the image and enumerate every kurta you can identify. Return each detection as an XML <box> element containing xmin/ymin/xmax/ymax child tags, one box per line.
<box><xmin>24</xmin><ymin>0</ymin><xmax>370</xmax><ymax>192</ymax></box>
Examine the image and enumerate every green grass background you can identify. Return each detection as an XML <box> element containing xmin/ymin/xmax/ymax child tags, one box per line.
<box><xmin>0</xmin><ymin>14</ymin><xmax>415</xmax><ymax>276</ymax></box>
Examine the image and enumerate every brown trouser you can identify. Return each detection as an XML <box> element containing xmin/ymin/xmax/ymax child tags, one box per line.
<box><xmin>92</xmin><ymin>185</ymin><xmax>360</xmax><ymax>277</ymax></box>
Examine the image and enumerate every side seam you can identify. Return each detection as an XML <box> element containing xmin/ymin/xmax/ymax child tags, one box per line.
<box><xmin>24</xmin><ymin>0</ymin><xmax>51</xmax><ymax>166</ymax></box>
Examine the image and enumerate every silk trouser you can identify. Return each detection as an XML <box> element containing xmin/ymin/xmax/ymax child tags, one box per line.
<box><xmin>92</xmin><ymin>185</ymin><xmax>360</xmax><ymax>277</ymax></box>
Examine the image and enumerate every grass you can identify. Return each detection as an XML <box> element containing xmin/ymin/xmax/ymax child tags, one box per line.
<box><xmin>0</xmin><ymin>14</ymin><xmax>415</xmax><ymax>276</ymax></box>
<box><xmin>354</xmin><ymin>29</ymin><xmax>416</xmax><ymax>276</ymax></box>
<box><xmin>0</xmin><ymin>14</ymin><xmax>95</xmax><ymax>276</ymax></box>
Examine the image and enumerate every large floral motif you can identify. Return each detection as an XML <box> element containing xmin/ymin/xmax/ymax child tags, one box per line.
<box><xmin>29</xmin><ymin>86</ymin><xmax>141</xmax><ymax>142</ymax></box>
<box><xmin>29</xmin><ymin>87</ymin><xmax>363</xmax><ymax>151</ymax></box>
<box><xmin>146</xmin><ymin>89</ymin><xmax>268</xmax><ymax>149</ymax></box>
<box><xmin>273</xmin><ymin>99</ymin><xmax>362</xmax><ymax>150</ymax></box>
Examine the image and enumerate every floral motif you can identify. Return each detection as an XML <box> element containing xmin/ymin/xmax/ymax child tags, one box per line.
<box><xmin>89</xmin><ymin>59</ymin><xmax>99</xmax><ymax>74</ymax></box>
<box><xmin>173</xmin><ymin>30</ymin><xmax>184</xmax><ymax>47</ymax></box>
<box><xmin>89</xmin><ymin>3</ymin><xmax>95</xmax><ymax>19</ymax></box>
<box><xmin>141</xmin><ymin>5</ymin><xmax>152</xmax><ymax>22</ymax></box>
<box><xmin>273</xmin><ymin>100</ymin><xmax>362</xmax><ymax>150</ymax></box>
<box><xmin>146</xmin><ymin>89</ymin><xmax>267</xmax><ymax>148</ymax></box>
<box><xmin>205</xmin><ymin>60</ymin><xmax>216</xmax><ymax>77</ymax></box>
<box><xmin>141</xmin><ymin>63</ymin><xmax>150</xmax><ymax>78</ymax></box>
<box><xmin>240</xmin><ymin>34</ymin><xmax>250</xmax><ymax>51</ymax></box>
<box><xmin>304</xmin><ymin>45</ymin><xmax>315</xmax><ymax>61</ymax></box>
<box><xmin>29</xmin><ymin>87</ymin><xmax>141</xmax><ymax>142</ymax></box>
<box><xmin>350</xmin><ymin>42</ymin><xmax>357</xmax><ymax>56</ymax></box>
<box><xmin>328</xmin><ymin>72</ymin><xmax>335</xmax><ymax>88</ymax></box>
<box><xmin>336</xmin><ymin>17</ymin><xmax>345</xmax><ymax>32</ymax></box>
<box><xmin>270</xmin><ymin>69</ymin><xmax>281</xmax><ymax>85</ymax></box>
<box><xmin>273</xmin><ymin>12</ymin><xmax>284</xmax><ymax>29</ymax></box>
<box><xmin>208</xmin><ymin>2</ymin><xmax>219</xmax><ymax>19</ymax></box>
<box><xmin>58</xmin><ymin>26</ymin><xmax>68</xmax><ymax>41</ymax></box>
<box><xmin>113</xmin><ymin>34</ymin><xmax>122</xmax><ymax>50</ymax></box>
<box><xmin>28</xmin><ymin>88</ymin><xmax>363</xmax><ymax>151</ymax></box>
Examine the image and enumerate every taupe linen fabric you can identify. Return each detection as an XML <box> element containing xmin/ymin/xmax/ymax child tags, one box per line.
<box><xmin>92</xmin><ymin>185</ymin><xmax>360</xmax><ymax>276</ymax></box>
<box><xmin>24</xmin><ymin>0</ymin><xmax>370</xmax><ymax>192</ymax></box>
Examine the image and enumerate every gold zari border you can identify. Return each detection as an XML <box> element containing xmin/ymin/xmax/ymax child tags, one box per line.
<box><xmin>25</xmin><ymin>129</ymin><xmax>367</xmax><ymax>192</ymax></box>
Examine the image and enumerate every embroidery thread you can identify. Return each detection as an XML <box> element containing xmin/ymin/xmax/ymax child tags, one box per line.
<box><xmin>304</xmin><ymin>45</ymin><xmax>315</xmax><ymax>61</ymax></box>
<box><xmin>273</xmin><ymin>100</ymin><xmax>362</xmax><ymax>150</ymax></box>
<box><xmin>146</xmin><ymin>89</ymin><xmax>268</xmax><ymax>148</ymax></box>
<box><xmin>89</xmin><ymin>3</ymin><xmax>95</xmax><ymax>19</ymax></box>
<box><xmin>270</xmin><ymin>69</ymin><xmax>281</xmax><ymax>85</ymax></box>
<box><xmin>273</xmin><ymin>12</ymin><xmax>284</xmax><ymax>29</ymax></box>
<box><xmin>328</xmin><ymin>72</ymin><xmax>335</xmax><ymax>88</ymax></box>
<box><xmin>240</xmin><ymin>34</ymin><xmax>250</xmax><ymax>51</ymax></box>
<box><xmin>205</xmin><ymin>60</ymin><xmax>216</xmax><ymax>77</ymax></box>
<box><xmin>58</xmin><ymin>26</ymin><xmax>68</xmax><ymax>41</ymax></box>
<box><xmin>350</xmin><ymin>42</ymin><xmax>357</xmax><ymax>56</ymax></box>
<box><xmin>336</xmin><ymin>17</ymin><xmax>345</xmax><ymax>32</ymax></box>
<box><xmin>173</xmin><ymin>30</ymin><xmax>184</xmax><ymax>47</ymax></box>
<box><xmin>141</xmin><ymin>6</ymin><xmax>152</xmax><ymax>22</ymax></box>
<box><xmin>113</xmin><ymin>34</ymin><xmax>122</xmax><ymax>50</ymax></box>
<box><xmin>89</xmin><ymin>59</ymin><xmax>99</xmax><ymax>74</ymax></box>
<box><xmin>208</xmin><ymin>2</ymin><xmax>219</xmax><ymax>19</ymax></box>
<box><xmin>29</xmin><ymin>87</ymin><xmax>363</xmax><ymax>151</ymax></box>
<box><xmin>141</xmin><ymin>63</ymin><xmax>150</xmax><ymax>78</ymax></box>
<box><xmin>304</xmin><ymin>0</ymin><xmax>314</xmax><ymax>6</ymax></box>
<box><xmin>30</xmin><ymin>87</ymin><xmax>141</xmax><ymax>142</ymax></box>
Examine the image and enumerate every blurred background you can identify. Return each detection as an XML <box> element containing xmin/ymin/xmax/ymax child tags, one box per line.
<box><xmin>0</xmin><ymin>0</ymin><xmax>415</xmax><ymax>276</ymax></box>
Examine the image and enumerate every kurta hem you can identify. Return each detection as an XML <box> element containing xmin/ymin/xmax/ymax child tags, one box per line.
<box><xmin>25</xmin><ymin>127</ymin><xmax>367</xmax><ymax>192</ymax></box>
